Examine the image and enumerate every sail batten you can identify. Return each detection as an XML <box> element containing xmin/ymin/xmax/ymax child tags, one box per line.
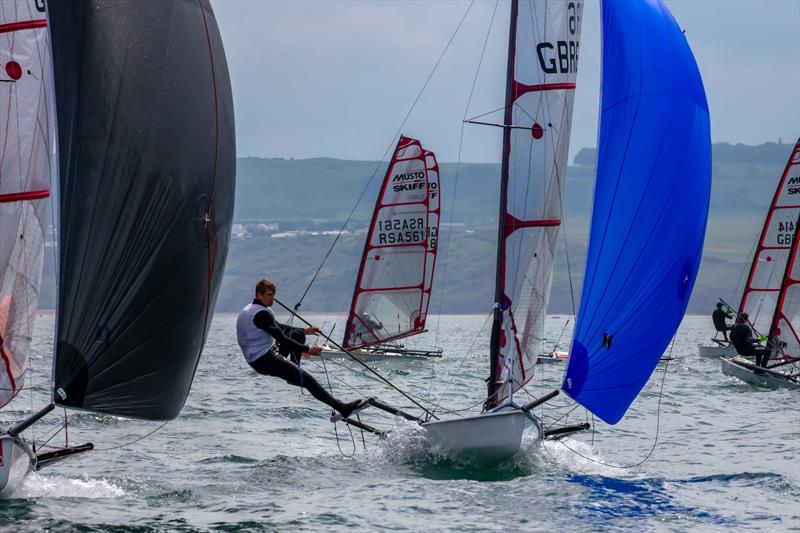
<box><xmin>343</xmin><ymin>136</ymin><xmax>440</xmax><ymax>350</ymax></box>
<box><xmin>562</xmin><ymin>0</ymin><xmax>711</xmax><ymax>425</ymax></box>
<box><xmin>488</xmin><ymin>0</ymin><xmax>583</xmax><ymax>405</ymax></box>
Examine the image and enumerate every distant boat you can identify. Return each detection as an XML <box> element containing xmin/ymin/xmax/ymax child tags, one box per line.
<box><xmin>0</xmin><ymin>0</ymin><xmax>235</xmax><ymax>496</ymax></box>
<box><xmin>318</xmin><ymin>136</ymin><xmax>443</xmax><ymax>361</ymax></box>
<box><xmin>721</xmin><ymin>139</ymin><xmax>800</xmax><ymax>389</ymax></box>
<box><xmin>0</xmin><ymin>0</ymin><xmax>54</xmax><ymax>497</ymax></box>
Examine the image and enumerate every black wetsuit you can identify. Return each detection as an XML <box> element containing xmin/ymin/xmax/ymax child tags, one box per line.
<box><xmin>712</xmin><ymin>308</ymin><xmax>732</xmax><ymax>341</ymax></box>
<box><xmin>730</xmin><ymin>321</ymin><xmax>771</xmax><ymax>367</ymax></box>
<box><xmin>247</xmin><ymin>300</ymin><xmax>352</xmax><ymax>414</ymax></box>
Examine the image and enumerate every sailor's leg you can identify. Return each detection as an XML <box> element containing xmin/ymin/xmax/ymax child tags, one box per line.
<box><xmin>252</xmin><ymin>353</ymin><xmax>346</xmax><ymax>412</ymax></box>
<box><xmin>722</xmin><ymin>330</ymin><xmax>729</xmax><ymax>342</ymax></box>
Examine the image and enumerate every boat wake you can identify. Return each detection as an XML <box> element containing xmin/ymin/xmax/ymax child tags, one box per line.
<box><xmin>11</xmin><ymin>472</ymin><xmax>125</xmax><ymax>499</ymax></box>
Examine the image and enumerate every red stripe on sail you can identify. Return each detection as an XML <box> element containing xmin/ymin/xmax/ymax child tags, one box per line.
<box><xmin>0</xmin><ymin>19</ymin><xmax>47</xmax><ymax>34</ymax></box>
<box><xmin>0</xmin><ymin>335</ymin><xmax>16</xmax><ymax>394</ymax></box>
<box><xmin>0</xmin><ymin>189</ymin><xmax>50</xmax><ymax>203</ymax></box>
<box><xmin>512</xmin><ymin>81</ymin><xmax>576</xmax><ymax>101</ymax></box>
<box><xmin>503</xmin><ymin>214</ymin><xmax>560</xmax><ymax>237</ymax></box>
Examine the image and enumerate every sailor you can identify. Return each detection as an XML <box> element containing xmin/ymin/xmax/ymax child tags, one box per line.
<box><xmin>729</xmin><ymin>312</ymin><xmax>771</xmax><ymax>367</ymax></box>
<box><xmin>236</xmin><ymin>278</ymin><xmax>365</xmax><ymax>417</ymax></box>
<box><xmin>712</xmin><ymin>302</ymin><xmax>733</xmax><ymax>342</ymax></box>
<box><xmin>353</xmin><ymin>312</ymin><xmax>384</xmax><ymax>344</ymax></box>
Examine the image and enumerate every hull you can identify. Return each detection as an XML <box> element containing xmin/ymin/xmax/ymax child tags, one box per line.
<box><xmin>699</xmin><ymin>344</ymin><xmax>737</xmax><ymax>358</ymax></box>
<box><xmin>312</xmin><ymin>345</ymin><xmax>442</xmax><ymax>362</ymax></box>
<box><xmin>0</xmin><ymin>435</ymin><xmax>35</xmax><ymax>497</ymax></box>
<box><xmin>537</xmin><ymin>351</ymin><xmax>568</xmax><ymax>364</ymax></box>
<box><xmin>421</xmin><ymin>409</ymin><xmax>538</xmax><ymax>463</ymax></box>
<box><xmin>721</xmin><ymin>356</ymin><xmax>800</xmax><ymax>391</ymax></box>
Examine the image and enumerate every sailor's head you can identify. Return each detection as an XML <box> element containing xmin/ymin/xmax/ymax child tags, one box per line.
<box><xmin>716</xmin><ymin>303</ymin><xmax>723</xmax><ymax>309</ymax></box>
<box><xmin>255</xmin><ymin>278</ymin><xmax>276</xmax><ymax>307</ymax></box>
<box><xmin>737</xmin><ymin>312</ymin><xmax>749</xmax><ymax>322</ymax></box>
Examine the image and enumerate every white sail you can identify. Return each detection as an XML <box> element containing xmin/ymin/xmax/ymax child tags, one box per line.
<box><xmin>492</xmin><ymin>0</ymin><xmax>583</xmax><ymax>403</ymax></box>
<box><xmin>0</xmin><ymin>1</ymin><xmax>53</xmax><ymax>408</ymax></box>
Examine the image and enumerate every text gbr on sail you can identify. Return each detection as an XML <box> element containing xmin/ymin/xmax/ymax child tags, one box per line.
<box><xmin>536</xmin><ymin>2</ymin><xmax>581</xmax><ymax>74</ymax></box>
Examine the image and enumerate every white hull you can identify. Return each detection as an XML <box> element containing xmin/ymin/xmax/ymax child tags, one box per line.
<box><xmin>421</xmin><ymin>409</ymin><xmax>539</xmax><ymax>463</ymax></box>
<box><xmin>536</xmin><ymin>351</ymin><xmax>568</xmax><ymax>364</ymax></box>
<box><xmin>0</xmin><ymin>435</ymin><xmax>35</xmax><ymax>497</ymax></box>
<box><xmin>721</xmin><ymin>356</ymin><xmax>800</xmax><ymax>391</ymax></box>
<box><xmin>699</xmin><ymin>344</ymin><xmax>737</xmax><ymax>358</ymax></box>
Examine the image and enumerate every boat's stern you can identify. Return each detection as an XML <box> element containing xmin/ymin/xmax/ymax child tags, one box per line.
<box><xmin>421</xmin><ymin>409</ymin><xmax>537</xmax><ymax>463</ymax></box>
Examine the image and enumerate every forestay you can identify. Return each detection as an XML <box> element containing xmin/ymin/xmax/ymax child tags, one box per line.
<box><xmin>489</xmin><ymin>0</ymin><xmax>582</xmax><ymax>403</ymax></box>
<box><xmin>0</xmin><ymin>0</ymin><xmax>53</xmax><ymax>408</ymax></box>
<box><xmin>563</xmin><ymin>0</ymin><xmax>711</xmax><ymax>424</ymax></box>
<box><xmin>739</xmin><ymin>139</ymin><xmax>800</xmax><ymax>337</ymax></box>
<box><xmin>49</xmin><ymin>0</ymin><xmax>235</xmax><ymax>421</ymax></box>
<box><xmin>767</xmin><ymin>140</ymin><xmax>800</xmax><ymax>360</ymax></box>
<box><xmin>343</xmin><ymin>136</ymin><xmax>440</xmax><ymax>349</ymax></box>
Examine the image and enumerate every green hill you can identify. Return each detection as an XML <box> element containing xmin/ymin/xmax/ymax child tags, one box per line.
<box><xmin>38</xmin><ymin>140</ymin><xmax>797</xmax><ymax>316</ymax></box>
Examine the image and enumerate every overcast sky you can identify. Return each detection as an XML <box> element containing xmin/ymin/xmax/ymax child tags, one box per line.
<box><xmin>212</xmin><ymin>0</ymin><xmax>800</xmax><ymax>163</ymax></box>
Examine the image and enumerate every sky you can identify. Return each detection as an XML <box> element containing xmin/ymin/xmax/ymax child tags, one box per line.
<box><xmin>212</xmin><ymin>0</ymin><xmax>800</xmax><ymax>163</ymax></box>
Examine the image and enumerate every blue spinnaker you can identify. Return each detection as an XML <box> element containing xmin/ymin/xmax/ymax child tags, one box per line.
<box><xmin>562</xmin><ymin>0</ymin><xmax>711</xmax><ymax>424</ymax></box>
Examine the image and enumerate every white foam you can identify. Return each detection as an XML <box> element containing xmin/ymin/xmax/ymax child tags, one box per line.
<box><xmin>534</xmin><ymin>435</ymin><xmax>638</xmax><ymax>478</ymax></box>
<box><xmin>12</xmin><ymin>472</ymin><xmax>126</xmax><ymax>499</ymax></box>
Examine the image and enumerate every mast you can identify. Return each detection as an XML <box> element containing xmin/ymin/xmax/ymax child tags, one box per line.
<box><xmin>738</xmin><ymin>139</ymin><xmax>800</xmax><ymax>336</ymax></box>
<box><xmin>487</xmin><ymin>0</ymin><xmax>518</xmax><ymax>407</ymax></box>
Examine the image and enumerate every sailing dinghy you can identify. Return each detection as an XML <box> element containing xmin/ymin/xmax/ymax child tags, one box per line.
<box><xmin>340</xmin><ymin>0</ymin><xmax>710</xmax><ymax>462</ymax></box>
<box><xmin>0</xmin><ymin>0</ymin><xmax>53</xmax><ymax>496</ymax></box>
<box><xmin>0</xmin><ymin>0</ymin><xmax>235</xmax><ymax>496</ymax></box>
<box><xmin>721</xmin><ymin>139</ymin><xmax>800</xmax><ymax>389</ymax></box>
<box><xmin>318</xmin><ymin>136</ymin><xmax>443</xmax><ymax>361</ymax></box>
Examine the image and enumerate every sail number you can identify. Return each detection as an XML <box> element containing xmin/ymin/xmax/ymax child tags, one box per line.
<box><xmin>776</xmin><ymin>220</ymin><xmax>795</xmax><ymax>245</ymax></box>
<box><xmin>536</xmin><ymin>2</ymin><xmax>581</xmax><ymax>74</ymax></box>
<box><xmin>377</xmin><ymin>217</ymin><xmax>426</xmax><ymax>245</ymax></box>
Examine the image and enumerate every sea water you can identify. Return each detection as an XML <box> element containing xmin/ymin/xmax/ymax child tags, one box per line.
<box><xmin>1</xmin><ymin>314</ymin><xmax>798</xmax><ymax>531</ymax></box>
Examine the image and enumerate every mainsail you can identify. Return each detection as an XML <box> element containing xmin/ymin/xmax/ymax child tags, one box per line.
<box><xmin>342</xmin><ymin>136</ymin><xmax>440</xmax><ymax>349</ymax></box>
<box><xmin>563</xmin><ymin>0</ymin><xmax>711</xmax><ymax>424</ymax></box>
<box><xmin>739</xmin><ymin>139</ymin><xmax>800</xmax><ymax>338</ymax></box>
<box><xmin>766</xmin><ymin>140</ymin><xmax>800</xmax><ymax>360</ymax></box>
<box><xmin>48</xmin><ymin>0</ymin><xmax>235</xmax><ymax>421</ymax></box>
<box><xmin>488</xmin><ymin>0</ymin><xmax>583</xmax><ymax>404</ymax></box>
<box><xmin>0</xmin><ymin>0</ymin><xmax>53</xmax><ymax>408</ymax></box>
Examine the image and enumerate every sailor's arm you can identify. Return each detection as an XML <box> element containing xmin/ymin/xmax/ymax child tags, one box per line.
<box><xmin>252</xmin><ymin>310</ymin><xmax>310</xmax><ymax>353</ymax></box>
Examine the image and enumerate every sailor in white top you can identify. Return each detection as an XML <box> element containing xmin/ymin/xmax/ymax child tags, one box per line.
<box><xmin>236</xmin><ymin>278</ymin><xmax>365</xmax><ymax>418</ymax></box>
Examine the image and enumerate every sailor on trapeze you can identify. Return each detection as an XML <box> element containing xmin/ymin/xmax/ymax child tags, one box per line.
<box><xmin>712</xmin><ymin>302</ymin><xmax>733</xmax><ymax>342</ymax></box>
<box><xmin>236</xmin><ymin>278</ymin><xmax>365</xmax><ymax>417</ymax></box>
<box><xmin>730</xmin><ymin>312</ymin><xmax>771</xmax><ymax>367</ymax></box>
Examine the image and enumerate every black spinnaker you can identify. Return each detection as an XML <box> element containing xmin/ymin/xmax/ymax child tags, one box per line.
<box><xmin>48</xmin><ymin>0</ymin><xmax>235</xmax><ymax>420</ymax></box>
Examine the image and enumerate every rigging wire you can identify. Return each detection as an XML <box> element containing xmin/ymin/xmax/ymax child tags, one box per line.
<box><xmin>433</xmin><ymin>0</ymin><xmax>499</xmax><ymax>348</ymax></box>
<box><xmin>543</xmin><ymin>335</ymin><xmax>676</xmax><ymax>469</ymax></box>
<box><xmin>291</xmin><ymin>0</ymin><xmax>477</xmax><ymax>314</ymax></box>
<box><xmin>92</xmin><ymin>420</ymin><xmax>169</xmax><ymax>452</ymax></box>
